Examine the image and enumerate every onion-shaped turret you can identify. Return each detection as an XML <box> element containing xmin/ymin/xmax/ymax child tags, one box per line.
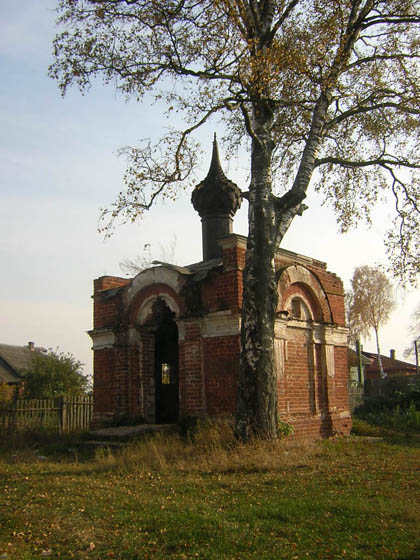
<box><xmin>192</xmin><ymin>136</ymin><xmax>241</xmax><ymax>260</ymax></box>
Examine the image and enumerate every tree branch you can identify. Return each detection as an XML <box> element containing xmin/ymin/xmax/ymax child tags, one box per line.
<box><xmin>264</xmin><ymin>0</ymin><xmax>299</xmax><ymax>45</ymax></box>
<box><xmin>240</xmin><ymin>102</ymin><xmax>264</xmax><ymax>149</ymax></box>
<box><xmin>348</xmin><ymin>53</ymin><xmax>420</xmax><ymax>70</ymax></box>
<box><xmin>361</xmin><ymin>14</ymin><xmax>420</xmax><ymax>30</ymax></box>
<box><xmin>315</xmin><ymin>156</ymin><xmax>420</xmax><ymax>171</ymax></box>
<box><xmin>325</xmin><ymin>100</ymin><xmax>420</xmax><ymax>130</ymax></box>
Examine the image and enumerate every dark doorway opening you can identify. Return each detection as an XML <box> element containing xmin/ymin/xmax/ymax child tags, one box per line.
<box><xmin>153</xmin><ymin>299</ymin><xmax>179</xmax><ymax>423</ymax></box>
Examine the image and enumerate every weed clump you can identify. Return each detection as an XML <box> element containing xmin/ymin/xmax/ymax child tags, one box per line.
<box><xmin>93</xmin><ymin>417</ymin><xmax>312</xmax><ymax>475</ymax></box>
<box><xmin>354</xmin><ymin>378</ymin><xmax>420</xmax><ymax>435</ymax></box>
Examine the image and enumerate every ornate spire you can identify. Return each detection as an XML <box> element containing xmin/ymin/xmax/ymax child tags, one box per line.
<box><xmin>191</xmin><ymin>136</ymin><xmax>241</xmax><ymax>218</ymax></box>
<box><xmin>206</xmin><ymin>133</ymin><xmax>225</xmax><ymax>183</ymax></box>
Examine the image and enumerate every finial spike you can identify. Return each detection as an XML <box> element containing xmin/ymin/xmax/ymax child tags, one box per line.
<box><xmin>210</xmin><ymin>134</ymin><xmax>222</xmax><ymax>174</ymax></box>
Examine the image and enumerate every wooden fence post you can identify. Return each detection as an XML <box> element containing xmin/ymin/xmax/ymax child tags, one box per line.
<box><xmin>59</xmin><ymin>396</ymin><xmax>67</xmax><ymax>434</ymax></box>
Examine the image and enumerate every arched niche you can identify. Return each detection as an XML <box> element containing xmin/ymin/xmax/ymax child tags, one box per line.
<box><xmin>287</xmin><ymin>295</ymin><xmax>314</xmax><ymax>321</ymax></box>
<box><xmin>277</xmin><ymin>264</ymin><xmax>332</xmax><ymax>323</ymax></box>
<box><xmin>135</xmin><ymin>293</ymin><xmax>180</xmax><ymax>326</ymax></box>
<box><xmin>127</xmin><ymin>283</ymin><xmax>181</xmax><ymax>325</ymax></box>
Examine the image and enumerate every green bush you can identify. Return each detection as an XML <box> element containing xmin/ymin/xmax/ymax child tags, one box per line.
<box><xmin>355</xmin><ymin>401</ymin><xmax>420</xmax><ymax>433</ymax></box>
<box><xmin>278</xmin><ymin>419</ymin><xmax>294</xmax><ymax>438</ymax></box>
<box><xmin>0</xmin><ymin>382</ymin><xmax>16</xmax><ymax>404</ymax></box>
<box><xmin>355</xmin><ymin>377</ymin><xmax>420</xmax><ymax>433</ymax></box>
<box><xmin>360</xmin><ymin>377</ymin><xmax>420</xmax><ymax>415</ymax></box>
<box><xmin>22</xmin><ymin>349</ymin><xmax>89</xmax><ymax>398</ymax></box>
<box><xmin>350</xmin><ymin>418</ymin><xmax>382</xmax><ymax>437</ymax></box>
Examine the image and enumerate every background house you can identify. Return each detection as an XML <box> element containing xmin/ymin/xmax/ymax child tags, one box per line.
<box><xmin>362</xmin><ymin>350</ymin><xmax>417</xmax><ymax>379</ymax></box>
<box><xmin>351</xmin><ymin>348</ymin><xmax>419</xmax><ymax>401</ymax></box>
<box><xmin>0</xmin><ymin>342</ymin><xmax>43</xmax><ymax>385</ymax></box>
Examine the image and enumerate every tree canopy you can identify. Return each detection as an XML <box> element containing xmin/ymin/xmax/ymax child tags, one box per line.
<box><xmin>23</xmin><ymin>349</ymin><xmax>89</xmax><ymax>399</ymax></box>
<box><xmin>51</xmin><ymin>0</ymin><xmax>420</xmax><ymax>278</ymax></box>
<box><xmin>348</xmin><ymin>265</ymin><xmax>395</xmax><ymax>377</ymax></box>
<box><xmin>50</xmin><ymin>0</ymin><xmax>420</xmax><ymax>438</ymax></box>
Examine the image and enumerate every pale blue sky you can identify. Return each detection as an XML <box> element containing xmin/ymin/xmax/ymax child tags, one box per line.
<box><xmin>1</xmin><ymin>2</ymin><xmax>418</xmax><ymax>375</ymax></box>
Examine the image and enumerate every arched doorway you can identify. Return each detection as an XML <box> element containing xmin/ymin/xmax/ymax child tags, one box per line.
<box><xmin>152</xmin><ymin>299</ymin><xmax>179</xmax><ymax>423</ymax></box>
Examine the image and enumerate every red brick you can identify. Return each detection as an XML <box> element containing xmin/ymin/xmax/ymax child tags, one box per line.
<box><xmin>90</xmin><ymin>235</ymin><xmax>351</xmax><ymax>438</ymax></box>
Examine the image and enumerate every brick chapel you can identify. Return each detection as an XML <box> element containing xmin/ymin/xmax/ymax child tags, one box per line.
<box><xmin>89</xmin><ymin>139</ymin><xmax>351</xmax><ymax>440</ymax></box>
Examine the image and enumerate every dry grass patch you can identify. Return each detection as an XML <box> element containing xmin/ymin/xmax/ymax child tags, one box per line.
<box><xmin>93</xmin><ymin>419</ymin><xmax>318</xmax><ymax>475</ymax></box>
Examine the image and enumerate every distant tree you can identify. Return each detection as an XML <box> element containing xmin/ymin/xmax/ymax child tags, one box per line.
<box><xmin>120</xmin><ymin>235</ymin><xmax>178</xmax><ymax>276</ymax></box>
<box><xmin>348</xmin><ymin>265</ymin><xmax>395</xmax><ymax>378</ymax></box>
<box><xmin>22</xmin><ymin>349</ymin><xmax>89</xmax><ymax>399</ymax></box>
<box><xmin>404</xmin><ymin>302</ymin><xmax>420</xmax><ymax>360</ymax></box>
<box><xmin>345</xmin><ymin>289</ymin><xmax>359</xmax><ymax>347</ymax></box>
<box><xmin>50</xmin><ymin>1</ymin><xmax>420</xmax><ymax>440</ymax></box>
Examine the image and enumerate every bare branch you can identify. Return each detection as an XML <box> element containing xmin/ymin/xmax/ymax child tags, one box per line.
<box><xmin>315</xmin><ymin>156</ymin><xmax>420</xmax><ymax>171</ymax></box>
<box><xmin>326</xmin><ymin>101</ymin><xmax>420</xmax><ymax>130</ymax></box>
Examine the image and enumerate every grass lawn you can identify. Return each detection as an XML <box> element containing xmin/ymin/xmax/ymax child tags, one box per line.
<box><xmin>1</xmin><ymin>430</ymin><xmax>420</xmax><ymax>560</ymax></box>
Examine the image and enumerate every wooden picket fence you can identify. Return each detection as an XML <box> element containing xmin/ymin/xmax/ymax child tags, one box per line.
<box><xmin>0</xmin><ymin>395</ymin><xmax>93</xmax><ymax>433</ymax></box>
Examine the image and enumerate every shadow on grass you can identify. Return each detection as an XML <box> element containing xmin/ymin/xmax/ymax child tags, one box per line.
<box><xmin>397</xmin><ymin>549</ymin><xmax>420</xmax><ymax>560</ymax></box>
<box><xmin>351</xmin><ymin>418</ymin><xmax>420</xmax><ymax>449</ymax></box>
<box><xmin>379</xmin><ymin>433</ymin><xmax>420</xmax><ymax>449</ymax></box>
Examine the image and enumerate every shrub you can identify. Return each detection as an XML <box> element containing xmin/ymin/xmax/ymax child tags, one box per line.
<box><xmin>278</xmin><ymin>419</ymin><xmax>294</xmax><ymax>438</ymax></box>
<box><xmin>354</xmin><ymin>377</ymin><xmax>420</xmax><ymax>434</ymax></box>
<box><xmin>0</xmin><ymin>382</ymin><xmax>15</xmax><ymax>404</ymax></box>
<box><xmin>361</xmin><ymin>377</ymin><xmax>420</xmax><ymax>414</ymax></box>
<box><xmin>351</xmin><ymin>418</ymin><xmax>382</xmax><ymax>437</ymax></box>
<box><xmin>355</xmin><ymin>401</ymin><xmax>420</xmax><ymax>433</ymax></box>
<box><xmin>22</xmin><ymin>349</ymin><xmax>89</xmax><ymax>398</ymax></box>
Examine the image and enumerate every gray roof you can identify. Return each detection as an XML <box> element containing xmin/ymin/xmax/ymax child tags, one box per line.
<box><xmin>348</xmin><ymin>349</ymin><xmax>371</xmax><ymax>366</ymax></box>
<box><xmin>362</xmin><ymin>351</ymin><xmax>417</xmax><ymax>374</ymax></box>
<box><xmin>0</xmin><ymin>363</ymin><xmax>22</xmax><ymax>383</ymax></box>
<box><xmin>0</xmin><ymin>344</ymin><xmax>43</xmax><ymax>383</ymax></box>
<box><xmin>153</xmin><ymin>258</ymin><xmax>223</xmax><ymax>282</ymax></box>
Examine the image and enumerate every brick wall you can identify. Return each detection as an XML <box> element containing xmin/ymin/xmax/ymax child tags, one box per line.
<box><xmin>90</xmin><ymin>235</ymin><xmax>351</xmax><ymax>439</ymax></box>
<box><xmin>94</xmin><ymin>276</ymin><xmax>130</xmax><ymax>291</ymax></box>
<box><xmin>128</xmin><ymin>345</ymin><xmax>140</xmax><ymax>417</ymax></box>
<box><xmin>202</xmin><ymin>269</ymin><xmax>242</xmax><ymax>313</ymax></box>
<box><xmin>179</xmin><ymin>320</ymin><xmax>204</xmax><ymax>415</ymax></box>
<box><xmin>93</xmin><ymin>276</ymin><xmax>129</xmax><ymax>329</ymax></box>
<box><xmin>307</xmin><ymin>268</ymin><xmax>346</xmax><ymax>326</ymax></box>
<box><xmin>92</xmin><ymin>348</ymin><xmax>115</xmax><ymax>426</ymax></box>
<box><xmin>203</xmin><ymin>334</ymin><xmax>240</xmax><ymax>416</ymax></box>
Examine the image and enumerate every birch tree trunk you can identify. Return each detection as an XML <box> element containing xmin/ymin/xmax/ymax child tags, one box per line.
<box><xmin>235</xmin><ymin>103</ymin><xmax>279</xmax><ymax>440</ymax></box>
<box><xmin>235</xmin><ymin>91</ymin><xmax>327</xmax><ymax>439</ymax></box>
<box><xmin>374</xmin><ymin>327</ymin><xmax>385</xmax><ymax>379</ymax></box>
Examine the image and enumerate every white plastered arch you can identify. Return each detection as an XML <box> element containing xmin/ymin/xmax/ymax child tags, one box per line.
<box><xmin>136</xmin><ymin>294</ymin><xmax>180</xmax><ymax>325</ymax></box>
<box><xmin>284</xmin><ymin>294</ymin><xmax>314</xmax><ymax>321</ymax></box>
<box><xmin>124</xmin><ymin>266</ymin><xmax>184</xmax><ymax>310</ymax></box>
<box><xmin>277</xmin><ymin>264</ymin><xmax>332</xmax><ymax>323</ymax></box>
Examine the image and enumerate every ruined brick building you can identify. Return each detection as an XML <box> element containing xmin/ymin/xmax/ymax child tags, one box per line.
<box><xmin>89</xmin><ymin>140</ymin><xmax>351</xmax><ymax>440</ymax></box>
